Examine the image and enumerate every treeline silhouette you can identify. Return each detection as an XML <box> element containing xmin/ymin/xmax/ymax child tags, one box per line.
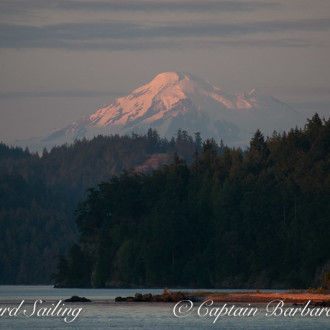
<box><xmin>53</xmin><ymin>114</ymin><xmax>330</xmax><ymax>289</ymax></box>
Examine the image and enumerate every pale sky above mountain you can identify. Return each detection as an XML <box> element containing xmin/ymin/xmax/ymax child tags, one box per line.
<box><xmin>0</xmin><ymin>0</ymin><xmax>329</xmax><ymax>144</ymax></box>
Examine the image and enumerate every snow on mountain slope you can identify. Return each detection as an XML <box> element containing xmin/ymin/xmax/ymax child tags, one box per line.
<box><xmin>16</xmin><ymin>72</ymin><xmax>305</xmax><ymax>151</ymax></box>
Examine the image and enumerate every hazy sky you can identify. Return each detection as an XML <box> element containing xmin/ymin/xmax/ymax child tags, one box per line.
<box><xmin>1</xmin><ymin>0</ymin><xmax>330</xmax><ymax>143</ymax></box>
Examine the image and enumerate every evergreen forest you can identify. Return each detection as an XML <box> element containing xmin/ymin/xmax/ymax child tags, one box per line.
<box><xmin>52</xmin><ymin>114</ymin><xmax>330</xmax><ymax>289</ymax></box>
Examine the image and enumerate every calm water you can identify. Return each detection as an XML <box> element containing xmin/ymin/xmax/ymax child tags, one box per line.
<box><xmin>0</xmin><ymin>286</ymin><xmax>329</xmax><ymax>329</ymax></box>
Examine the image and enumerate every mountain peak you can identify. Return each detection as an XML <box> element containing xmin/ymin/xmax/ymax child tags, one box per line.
<box><xmin>151</xmin><ymin>72</ymin><xmax>182</xmax><ymax>85</ymax></box>
<box><xmin>134</xmin><ymin>71</ymin><xmax>196</xmax><ymax>95</ymax></box>
<box><xmin>131</xmin><ymin>71</ymin><xmax>184</xmax><ymax>96</ymax></box>
<box><xmin>143</xmin><ymin>71</ymin><xmax>210</xmax><ymax>92</ymax></box>
<box><xmin>135</xmin><ymin>71</ymin><xmax>224</xmax><ymax>104</ymax></box>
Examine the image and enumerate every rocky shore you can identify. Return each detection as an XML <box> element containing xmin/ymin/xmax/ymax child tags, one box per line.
<box><xmin>115</xmin><ymin>291</ymin><xmax>191</xmax><ymax>303</ymax></box>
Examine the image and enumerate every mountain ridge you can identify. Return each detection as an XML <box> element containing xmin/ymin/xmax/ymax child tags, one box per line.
<box><xmin>16</xmin><ymin>72</ymin><xmax>304</xmax><ymax>151</ymax></box>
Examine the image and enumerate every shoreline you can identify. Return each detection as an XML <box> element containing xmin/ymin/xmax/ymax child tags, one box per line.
<box><xmin>204</xmin><ymin>291</ymin><xmax>330</xmax><ymax>304</ymax></box>
<box><xmin>114</xmin><ymin>289</ymin><xmax>330</xmax><ymax>305</ymax></box>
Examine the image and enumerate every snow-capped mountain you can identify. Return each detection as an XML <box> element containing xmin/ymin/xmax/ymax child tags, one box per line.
<box><xmin>19</xmin><ymin>72</ymin><xmax>305</xmax><ymax>151</ymax></box>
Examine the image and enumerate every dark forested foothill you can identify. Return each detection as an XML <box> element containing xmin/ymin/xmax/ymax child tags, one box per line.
<box><xmin>53</xmin><ymin>114</ymin><xmax>330</xmax><ymax>289</ymax></box>
<box><xmin>0</xmin><ymin>129</ymin><xmax>209</xmax><ymax>284</ymax></box>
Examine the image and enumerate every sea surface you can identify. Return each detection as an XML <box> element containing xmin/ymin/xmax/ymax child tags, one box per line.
<box><xmin>0</xmin><ymin>286</ymin><xmax>329</xmax><ymax>329</ymax></box>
